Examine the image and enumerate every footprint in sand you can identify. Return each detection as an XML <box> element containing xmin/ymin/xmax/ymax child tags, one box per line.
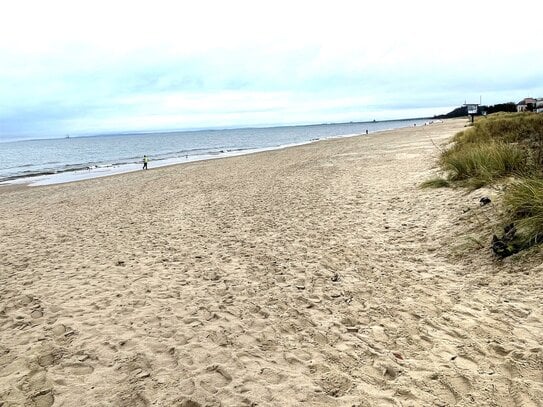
<box><xmin>31</xmin><ymin>309</ymin><xmax>43</xmax><ymax>319</ymax></box>
<box><xmin>51</xmin><ymin>324</ymin><xmax>69</xmax><ymax>336</ymax></box>
<box><xmin>454</xmin><ymin>355</ymin><xmax>479</xmax><ymax>372</ymax></box>
<box><xmin>433</xmin><ymin>382</ymin><xmax>458</xmax><ymax>406</ymax></box>
<box><xmin>439</xmin><ymin>373</ymin><xmax>472</xmax><ymax>403</ymax></box>
<box><xmin>259</xmin><ymin>367</ymin><xmax>285</xmax><ymax>385</ymax></box>
<box><xmin>37</xmin><ymin>353</ymin><xmax>58</xmax><ymax>368</ymax></box>
<box><xmin>177</xmin><ymin>378</ymin><xmax>196</xmax><ymax>396</ymax></box>
<box><xmin>236</xmin><ymin>377</ymin><xmax>273</xmax><ymax>402</ymax></box>
<box><xmin>207</xmin><ymin>329</ymin><xmax>230</xmax><ymax>347</ymax></box>
<box><xmin>61</xmin><ymin>362</ymin><xmax>94</xmax><ymax>375</ymax></box>
<box><xmin>115</xmin><ymin>389</ymin><xmax>149</xmax><ymax>407</ymax></box>
<box><xmin>315</xmin><ymin>370</ymin><xmax>352</xmax><ymax>397</ymax></box>
<box><xmin>22</xmin><ymin>370</ymin><xmax>54</xmax><ymax>407</ymax></box>
<box><xmin>235</xmin><ymin>352</ymin><xmax>262</xmax><ymax>371</ymax></box>
<box><xmin>31</xmin><ymin>389</ymin><xmax>55</xmax><ymax>407</ymax></box>
<box><xmin>374</xmin><ymin>360</ymin><xmax>401</xmax><ymax>380</ymax></box>
<box><xmin>370</xmin><ymin>325</ymin><xmax>389</xmax><ymax>342</ymax></box>
<box><xmin>199</xmin><ymin>365</ymin><xmax>232</xmax><ymax>394</ymax></box>
<box><xmin>513</xmin><ymin>389</ymin><xmax>540</xmax><ymax>407</ymax></box>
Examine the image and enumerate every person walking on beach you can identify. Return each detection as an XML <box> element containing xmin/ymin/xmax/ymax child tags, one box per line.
<box><xmin>143</xmin><ymin>155</ymin><xmax>149</xmax><ymax>170</ymax></box>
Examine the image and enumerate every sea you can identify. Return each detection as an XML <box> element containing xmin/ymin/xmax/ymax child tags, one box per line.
<box><xmin>0</xmin><ymin>119</ymin><xmax>430</xmax><ymax>186</ymax></box>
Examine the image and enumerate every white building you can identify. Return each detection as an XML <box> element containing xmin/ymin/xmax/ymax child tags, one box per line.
<box><xmin>517</xmin><ymin>97</ymin><xmax>536</xmax><ymax>112</ymax></box>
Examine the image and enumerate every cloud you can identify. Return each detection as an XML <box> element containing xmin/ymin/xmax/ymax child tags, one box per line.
<box><xmin>1</xmin><ymin>0</ymin><xmax>543</xmax><ymax>139</ymax></box>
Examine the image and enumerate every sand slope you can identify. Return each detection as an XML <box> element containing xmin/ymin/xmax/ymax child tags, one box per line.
<box><xmin>1</xmin><ymin>119</ymin><xmax>542</xmax><ymax>406</ymax></box>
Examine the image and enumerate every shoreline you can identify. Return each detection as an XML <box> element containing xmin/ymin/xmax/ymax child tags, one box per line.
<box><xmin>2</xmin><ymin>118</ymin><xmax>542</xmax><ymax>406</ymax></box>
<box><xmin>0</xmin><ymin>138</ymin><xmax>318</xmax><ymax>188</ymax></box>
<box><xmin>0</xmin><ymin>119</ymin><xmax>434</xmax><ymax>187</ymax></box>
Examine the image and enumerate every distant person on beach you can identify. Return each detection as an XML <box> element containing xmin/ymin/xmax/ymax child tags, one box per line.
<box><xmin>143</xmin><ymin>155</ymin><xmax>149</xmax><ymax>170</ymax></box>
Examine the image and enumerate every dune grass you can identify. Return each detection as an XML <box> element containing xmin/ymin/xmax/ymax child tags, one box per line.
<box><xmin>425</xmin><ymin>113</ymin><xmax>543</xmax><ymax>254</ymax></box>
<box><xmin>420</xmin><ymin>177</ymin><xmax>450</xmax><ymax>188</ymax></box>
<box><xmin>452</xmin><ymin>112</ymin><xmax>543</xmax><ymax>146</ymax></box>
<box><xmin>440</xmin><ymin>142</ymin><xmax>528</xmax><ymax>184</ymax></box>
<box><xmin>503</xmin><ymin>178</ymin><xmax>543</xmax><ymax>246</ymax></box>
<box><xmin>440</xmin><ymin>113</ymin><xmax>543</xmax><ymax>187</ymax></box>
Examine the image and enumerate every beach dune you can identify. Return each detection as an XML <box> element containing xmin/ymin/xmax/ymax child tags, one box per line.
<box><xmin>1</xmin><ymin>119</ymin><xmax>542</xmax><ymax>406</ymax></box>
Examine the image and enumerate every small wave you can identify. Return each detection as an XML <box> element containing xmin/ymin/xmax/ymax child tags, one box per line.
<box><xmin>0</xmin><ymin>169</ymin><xmax>57</xmax><ymax>183</ymax></box>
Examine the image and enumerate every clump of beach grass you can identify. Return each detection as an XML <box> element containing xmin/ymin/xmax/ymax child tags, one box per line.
<box><xmin>426</xmin><ymin>113</ymin><xmax>543</xmax><ymax>256</ymax></box>
<box><xmin>452</xmin><ymin>112</ymin><xmax>543</xmax><ymax>146</ymax></box>
<box><xmin>423</xmin><ymin>113</ymin><xmax>543</xmax><ymax>190</ymax></box>
<box><xmin>440</xmin><ymin>142</ymin><xmax>528</xmax><ymax>185</ymax></box>
<box><xmin>503</xmin><ymin>178</ymin><xmax>543</xmax><ymax>246</ymax></box>
<box><xmin>420</xmin><ymin>177</ymin><xmax>450</xmax><ymax>188</ymax></box>
<box><xmin>437</xmin><ymin>113</ymin><xmax>543</xmax><ymax>189</ymax></box>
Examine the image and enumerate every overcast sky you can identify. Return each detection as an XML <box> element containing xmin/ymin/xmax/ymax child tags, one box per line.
<box><xmin>1</xmin><ymin>0</ymin><xmax>542</xmax><ymax>140</ymax></box>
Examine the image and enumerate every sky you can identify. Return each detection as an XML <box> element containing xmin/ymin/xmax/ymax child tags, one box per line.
<box><xmin>1</xmin><ymin>0</ymin><xmax>542</xmax><ymax>140</ymax></box>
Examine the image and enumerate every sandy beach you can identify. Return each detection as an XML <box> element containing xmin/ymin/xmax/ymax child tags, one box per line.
<box><xmin>1</xmin><ymin>119</ymin><xmax>542</xmax><ymax>406</ymax></box>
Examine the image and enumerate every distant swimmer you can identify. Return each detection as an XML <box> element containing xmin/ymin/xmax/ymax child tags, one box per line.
<box><xmin>143</xmin><ymin>155</ymin><xmax>149</xmax><ymax>170</ymax></box>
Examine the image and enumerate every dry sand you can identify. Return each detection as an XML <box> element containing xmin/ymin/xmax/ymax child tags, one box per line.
<box><xmin>1</xmin><ymin>119</ymin><xmax>542</xmax><ymax>406</ymax></box>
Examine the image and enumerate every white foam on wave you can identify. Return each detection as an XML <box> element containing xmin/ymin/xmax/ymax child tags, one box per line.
<box><xmin>3</xmin><ymin>140</ymin><xmax>316</xmax><ymax>186</ymax></box>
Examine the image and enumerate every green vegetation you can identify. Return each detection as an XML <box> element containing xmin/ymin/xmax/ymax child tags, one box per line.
<box><xmin>441</xmin><ymin>142</ymin><xmax>528</xmax><ymax>184</ymax></box>
<box><xmin>503</xmin><ymin>178</ymin><xmax>543</xmax><ymax>246</ymax></box>
<box><xmin>420</xmin><ymin>177</ymin><xmax>450</xmax><ymax>188</ymax></box>
<box><xmin>452</xmin><ymin>112</ymin><xmax>543</xmax><ymax>146</ymax></box>
<box><xmin>441</xmin><ymin>113</ymin><xmax>543</xmax><ymax>186</ymax></box>
<box><xmin>428</xmin><ymin>112</ymin><xmax>543</xmax><ymax>255</ymax></box>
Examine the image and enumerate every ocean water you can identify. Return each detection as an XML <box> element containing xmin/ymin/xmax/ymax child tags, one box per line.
<box><xmin>0</xmin><ymin>119</ymin><xmax>429</xmax><ymax>186</ymax></box>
